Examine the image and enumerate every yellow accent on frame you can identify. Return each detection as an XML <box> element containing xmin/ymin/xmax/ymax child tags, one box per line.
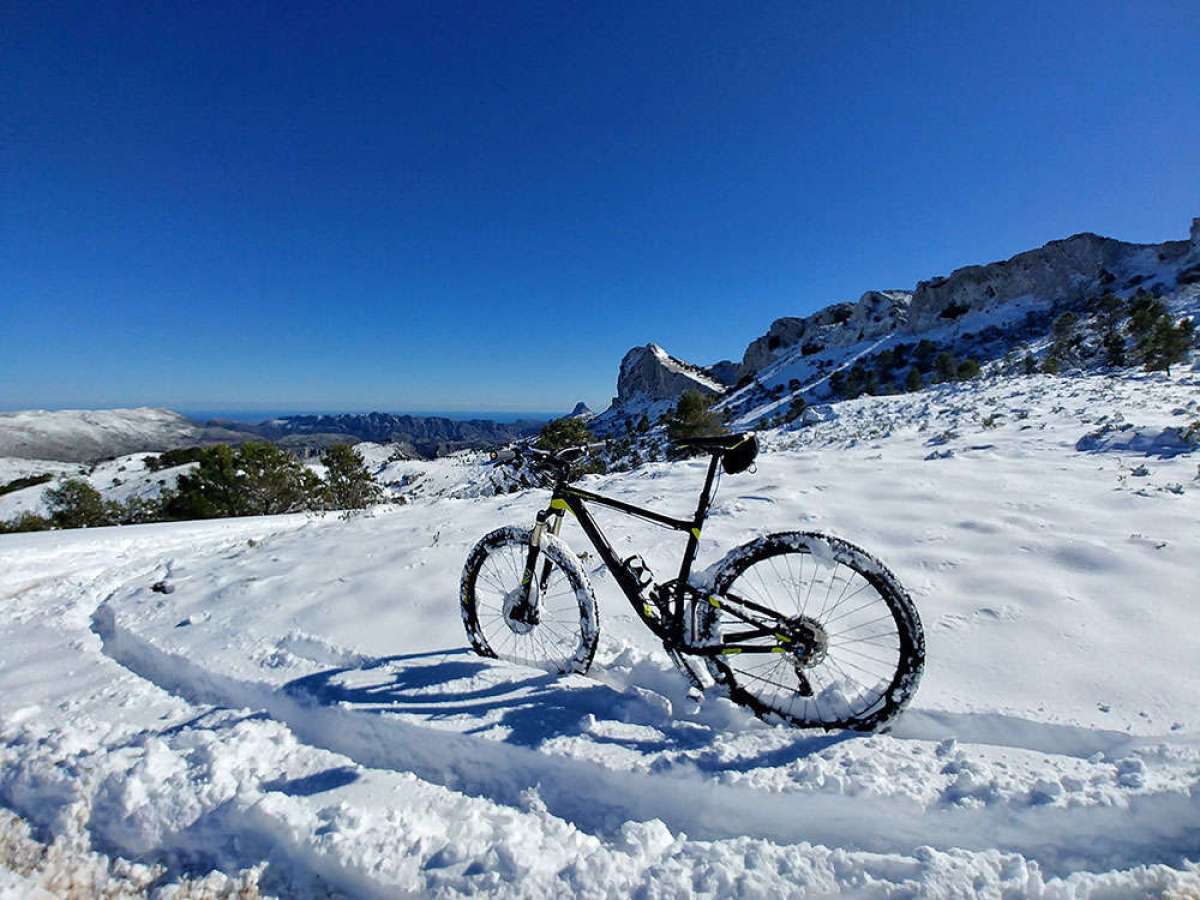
<box><xmin>721</xmin><ymin>647</ymin><xmax>742</xmax><ymax>655</ymax></box>
<box><xmin>690</xmin><ymin>527</ymin><xmax>702</xmax><ymax>541</ymax></box>
<box><xmin>708</xmin><ymin>596</ymin><xmax>721</xmax><ymax>608</ymax></box>
<box><xmin>549</xmin><ymin>498</ymin><xmax>572</xmax><ymax>514</ymax></box>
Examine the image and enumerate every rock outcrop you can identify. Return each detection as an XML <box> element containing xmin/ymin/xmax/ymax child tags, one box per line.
<box><xmin>615</xmin><ymin>344</ymin><xmax>725</xmax><ymax>406</ymax></box>
<box><xmin>740</xmin><ymin>290</ymin><xmax>911</xmax><ymax>376</ymax></box>
<box><xmin>904</xmin><ymin>231</ymin><xmax>1191</xmax><ymax>333</ymax></box>
<box><xmin>566</xmin><ymin>402</ymin><xmax>594</xmax><ymax>419</ymax></box>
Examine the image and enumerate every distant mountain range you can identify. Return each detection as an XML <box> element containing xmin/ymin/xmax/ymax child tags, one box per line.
<box><xmin>0</xmin><ymin>409</ymin><xmax>549</xmax><ymax>463</ymax></box>
<box><xmin>227</xmin><ymin>412</ymin><xmax>546</xmax><ymax>458</ymax></box>
<box><xmin>7</xmin><ymin>216</ymin><xmax>1196</xmax><ymax>464</ymax></box>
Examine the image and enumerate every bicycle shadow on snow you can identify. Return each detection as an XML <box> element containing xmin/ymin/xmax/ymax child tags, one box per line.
<box><xmin>280</xmin><ymin>649</ymin><xmax>858</xmax><ymax>772</ymax></box>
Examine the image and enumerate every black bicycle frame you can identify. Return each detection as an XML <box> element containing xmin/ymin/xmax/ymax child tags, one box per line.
<box><xmin>517</xmin><ymin>454</ymin><xmax>795</xmax><ymax>656</ymax></box>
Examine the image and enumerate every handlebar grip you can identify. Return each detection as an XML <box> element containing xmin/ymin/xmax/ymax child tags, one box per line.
<box><xmin>492</xmin><ymin>449</ymin><xmax>518</xmax><ymax>464</ymax></box>
<box><xmin>586</xmin><ymin>441</ymin><xmax>607</xmax><ymax>452</ymax></box>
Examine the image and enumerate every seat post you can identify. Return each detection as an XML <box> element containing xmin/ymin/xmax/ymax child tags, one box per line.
<box><xmin>694</xmin><ymin>452</ymin><xmax>722</xmax><ymax>523</ymax></box>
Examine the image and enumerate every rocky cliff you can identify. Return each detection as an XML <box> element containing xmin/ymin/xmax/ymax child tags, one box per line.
<box><xmin>595</xmin><ymin>217</ymin><xmax>1198</xmax><ymax>428</ymax></box>
<box><xmin>740</xmin><ymin>290</ymin><xmax>912</xmax><ymax>376</ymax></box>
<box><xmin>903</xmin><ymin>230</ymin><xmax>1191</xmax><ymax>333</ymax></box>
<box><xmin>614</xmin><ymin>344</ymin><xmax>726</xmax><ymax>406</ymax></box>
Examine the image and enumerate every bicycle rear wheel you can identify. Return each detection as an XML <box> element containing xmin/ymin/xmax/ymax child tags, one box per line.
<box><xmin>696</xmin><ymin>532</ymin><xmax>924</xmax><ymax>731</ymax></box>
<box><xmin>460</xmin><ymin>526</ymin><xmax>599</xmax><ymax>674</ymax></box>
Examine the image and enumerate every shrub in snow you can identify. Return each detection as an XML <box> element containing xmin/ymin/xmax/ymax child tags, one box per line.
<box><xmin>0</xmin><ymin>511</ymin><xmax>52</xmax><ymax>533</ymax></box>
<box><xmin>162</xmin><ymin>442</ymin><xmax>323</xmax><ymax>520</ymax></box>
<box><xmin>1124</xmin><ymin>292</ymin><xmax>1194</xmax><ymax>372</ymax></box>
<box><xmin>666</xmin><ymin>389</ymin><xmax>727</xmax><ymax>451</ymax></box>
<box><xmin>320</xmin><ymin>444</ymin><xmax>382</xmax><ymax>514</ymax></box>
<box><xmin>0</xmin><ymin>472</ymin><xmax>53</xmax><ymax>497</ymax></box>
<box><xmin>934</xmin><ymin>351</ymin><xmax>958</xmax><ymax>383</ymax></box>
<box><xmin>44</xmin><ymin>478</ymin><xmax>109</xmax><ymax>529</ymax></box>
<box><xmin>956</xmin><ymin>358</ymin><xmax>982</xmax><ymax>380</ymax></box>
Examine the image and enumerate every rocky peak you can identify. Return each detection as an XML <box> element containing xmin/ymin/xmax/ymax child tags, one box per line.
<box><xmin>567</xmin><ymin>402</ymin><xmax>594</xmax><ymax>418</ymax></box>
<box><xmin>615</xmin><ymin>344</ymin><xmax>725</xmax><ymax>405</ymax></box>
<box><xmin>904</xmin><ymin>227</ymin><xmax>1194</xmax><ymax>333</ymax></box>
<box><xmin>740</xmin><ymin>290</ymin><xmax>911</xmax><ymax>376</ymax></box>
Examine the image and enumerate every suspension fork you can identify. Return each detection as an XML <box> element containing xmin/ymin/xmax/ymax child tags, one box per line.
<box><xmin>517</xmin><ymin>507</ymin><xmax>566</xmax><ymax>611</ymax></box>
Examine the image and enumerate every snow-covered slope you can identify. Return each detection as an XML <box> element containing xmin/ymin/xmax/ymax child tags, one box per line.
<box><xmin>1</xmin><ymin>369</ymin><xmax>1198</xmax><ymax>896</ymax></box>
<box><xmin>0</xmin><ymin>408</ymin><xmax>204</xmax><ymax>462</ymax></box>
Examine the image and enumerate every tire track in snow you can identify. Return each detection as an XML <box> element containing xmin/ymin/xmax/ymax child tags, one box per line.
<box><xmin>92</xmin><ymin>600</ymin><xmax>1200</xmax><ymax>877</ymax></box>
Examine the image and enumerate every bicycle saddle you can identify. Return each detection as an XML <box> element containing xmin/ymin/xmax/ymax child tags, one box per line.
<box><xmin>675</xmin><ymin>432</ymin><xmax>758</xmax><ymax>474</ymax></box>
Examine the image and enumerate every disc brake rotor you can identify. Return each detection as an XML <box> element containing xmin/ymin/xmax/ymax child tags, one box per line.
<box><xmin>502</xmin><ymin>587</ymin><xmax>537</xmax><ymax>635</ymax></box>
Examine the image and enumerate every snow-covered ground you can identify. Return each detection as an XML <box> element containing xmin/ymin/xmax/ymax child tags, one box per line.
<box><xmin>0</xmin><ymin>408</ymin><xmax>202</xmax><ymax>463</ymax></box>
<box><xmin>2</xmin><ymin>371</ymin><xmax>1199</xmax><ymax>896</ymax></box>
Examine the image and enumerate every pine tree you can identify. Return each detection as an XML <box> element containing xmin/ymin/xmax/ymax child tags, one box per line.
<box><xmin>1143</xmin><ymin>317</ymin><xmax>1195</xmax><ymax>374</ymax></box>
<box><xmin>1102</xmin><ymin>330</ymin><xmax>1127</xmax><ymax>367</ymax></box>
<box><xmin>667</xmin><ymin>390</ymin><xmax>726</xmax><ymax>446</ymax></box>
<box><xmin>956</xmin><ymin>358</ymin><xmax>981</xmax><ymax>380</ymax></box>
<box><xmin>163</xmin><ymin>442</ymin><xmax>322</xmax><ymax>520</ymax></box>
<box><xmin>904</xmin><ymin>367</ymin><xmax>923</xmax><ymax>392</ymax></box>
<box><xmin>44</xmin><ymin>478</ymin><xmax>110</xmax><ymax>529</ymax></box>
<box><xmin>321</xmin><ymin>444</ymin><xmax>382</xmax><ymax>512</ymax></box>
<box><xmin>536</xmin><ymin>416</ymin><xmax>594</xmax><ymax>451</ymax></box>
<box><xmin>934</xmin><ymin>351</ymin><xmax>958</xmax><ymax>382</ymax></box>
<box><xmin>1022</xmin><ymin>352</ymin><xmax>1038</xmax><ymax>375</ymax></box>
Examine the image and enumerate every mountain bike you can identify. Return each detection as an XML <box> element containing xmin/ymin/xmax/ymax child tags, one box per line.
<box><xmin>459</xmin><ymin>433</ymin><xmax>925</xmax><ymax>731</ymax></box>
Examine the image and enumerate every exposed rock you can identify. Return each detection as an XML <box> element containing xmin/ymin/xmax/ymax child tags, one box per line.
<box><xmin>702</xmin><ymin>360</ymin><xmax>741</xmax><ymax>387</ymax></box>
<box><xmin>566</xmin><ymin>402</ymin><xmax>594</xmax><ymax>419</ymax></box>
<box><xmin>905</xmin><ymin>231</ymin><xmax>1191</xmax><ymax>333</ymax></box>
<box><xmin>740</xmin><ymin>290</ymin><xmax>911</xmax><ymax>376</ymax></box>
<box><xmin>615</xmin><ymin>344</ymin><xmax>725</xmax><ymax>405</ymax></box>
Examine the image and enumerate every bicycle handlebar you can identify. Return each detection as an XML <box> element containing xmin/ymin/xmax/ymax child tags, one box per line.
<box><xmin>490</xmin><ymin>441</ymin><xmax>607</xmax><ymax>469</ymax></box>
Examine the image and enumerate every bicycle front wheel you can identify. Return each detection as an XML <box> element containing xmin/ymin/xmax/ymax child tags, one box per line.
<box><xmin>696</xmin><ymin>532</ymin><xmax>924</xmax><ymax>732</ymax></box>
<box><xmin>459</xmin><ymin>526</ymin><xmax>599</xmax><ymax>674</ymax></box>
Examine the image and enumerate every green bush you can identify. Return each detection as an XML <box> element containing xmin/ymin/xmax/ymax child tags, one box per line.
<box><xmin>905</xmin><ymin>367</ymin><xmax>923</xmax><ymax>392</ymax></box>
<box><xmin>1143</xmin><ymin>317</ymin><xmax>1195</xmax><ymax>374</ymax></box>
<box><xmin>0</xmin><ymin>473</ymin><xmax>54</xmax><ymax>497</ymax></box>
<box><xmin>1022</xmin><ymin>352</ymin><xmax>1038</xmax><ymax>375</ymax></box>
<box><xmin>163</xmin><ymin>442</ymin><xmax>322</xmax><ymax>520</ymax></box>
<box><xmin>45</xmin><ymin>479</ymin><xmax>110</xmax><ymax>529</ymax></box>
<box><xmin>914</xmin><ymin>339</ymin><xmax>938</xmax><ymax>373</ymax></box>
<box><xmin>145</xmin><ymin>447</ymin><xmax>208</xmax><ymax>472</ymax></box>
<box><xmin>667</xmin><ymin>390</ymin><xmax>726</xmax><ymax>447</ymax></box>
<box><xmin>0</xmin><ymin>512</ymin><xmax>53</xmax><ymax>533</ymax></box>
<box><xmin>1102</xmin><ymin>330</ymin><xmax>1127</xmax><ymax>367</ymax></box>
<box><xmin>934</xmin><ymin>352</ymin><xmax>958</xmax><ymax>382</ymax></box>
<box><xmin>320</xmin><ymin>444</ymin><xmax>381</xmax><ymax>512</ymax></box>
<box><xmin>956</xmin><ymin>358</ymin><xmax>981</xmax><ymax>380</ymax></box>
<box><xmin>536</xmin><ymin>416</ymin><xmax>594</xmax><ymax>451</ymax></box>
<box><xmin>1126</xmin><ymin>295</ymin><xmax>1195</xmax><ymax>373</ymax></box>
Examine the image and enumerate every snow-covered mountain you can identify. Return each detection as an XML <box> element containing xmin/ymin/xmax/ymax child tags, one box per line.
<box><xmin>248</xmin><ymin>413</ymin><xmax>544</xmax><ymax>457</ymax></box>
<box><xmin>1</xmin><ymin>368</ymin><xmax>1198</xmax><ymax>895</ymax></box>
<box><xmin>595</xmin><ymin>217</ymin><xmax>1200</xmax><ymax>431</ymax></box>
<box><xmin>0</xmin><ymin>408</ymin><xmax>241</xmax><ymax>463</ymax></box>
<box><xmin>0</xmin><ymin>408</ymin><xmax>548</xmax><ymax>465</ymax></box>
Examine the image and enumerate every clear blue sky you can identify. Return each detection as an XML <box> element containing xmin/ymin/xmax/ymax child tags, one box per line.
<box><xmin>3</xmin><ymin>1</ymin><xmax>1197</xmax><ymax>414</ymax></box>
